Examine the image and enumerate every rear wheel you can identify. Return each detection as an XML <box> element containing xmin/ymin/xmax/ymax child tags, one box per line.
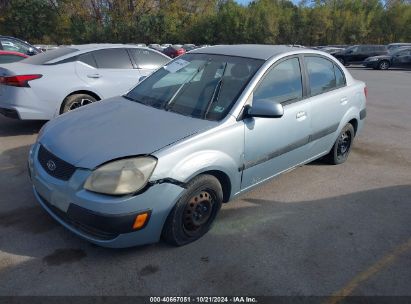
<box><xmin>61</xmin><ymin>94</ymin><xmax>97</xmax><ymax>114</ymax></box>
<box><xmin>378</xmin><ymin>60</ymin><xmax>390</xmax><ymax>70</ymax></box>
<box><xmin>162</xmin><ymin>175</ymin><xmax>223</xmax><ymax>246</ymax></box>
<box><xmin>325</xmin><ymin>123</ymin><xmax>355</xmax><ymax>165</ymax></box>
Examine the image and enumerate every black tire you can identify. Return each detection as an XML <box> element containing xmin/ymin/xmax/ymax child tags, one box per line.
<box><xmin>378</xmin><ymin>60</ymin><xmax>390</xmax><ymax>70</ymax></box>
<box><xmin>326</xmin><ymin>123</ymin><xmax>355</xmax><ymax>165</ymax></box>
<box><xmin>61</xmin><ymin>94</ymin><xmax>97</xmax><ymax>114</ymax></box>
<box><xmin>162</xmin><ymin>174</ymin><xmax>223</xmax><ymax>246</ymax></box>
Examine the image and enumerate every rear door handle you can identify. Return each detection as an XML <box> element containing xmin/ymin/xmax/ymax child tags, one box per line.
<box><xmin>296</xmin><ymin>111</ymin><xmax>307</xmax><ymax>120</ymax></box>
<box><xmin>340</xmin><ymin>97</ymin><xmax>349</xmax><ymax>105</ymax></box>
<box><xmin>87</xmin><ymin>73</ymin><xmax>101</xmax><ymax>79</ymax></box>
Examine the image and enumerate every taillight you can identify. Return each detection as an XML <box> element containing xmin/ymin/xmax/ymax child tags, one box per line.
<box><xmin>364</xmin><ymin>86</ymin><xmax>368</xmax><ymax>101</ymax></box>
<box><xmin>0</xmin><ymin>74</ymin><xmax>42</xmax><ymax>87</ymax></box>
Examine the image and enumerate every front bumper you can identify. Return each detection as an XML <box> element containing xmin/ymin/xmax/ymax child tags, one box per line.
<box><xmin>28</xmin><ymin>143</ymin><xmax>185</xmax><ymax>248</ymax></box>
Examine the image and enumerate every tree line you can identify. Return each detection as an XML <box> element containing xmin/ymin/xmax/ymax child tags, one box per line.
<box><xmin>0</xmin><ymin>0</ymin><xmax>410</xmax><ymax>46</ymax></box>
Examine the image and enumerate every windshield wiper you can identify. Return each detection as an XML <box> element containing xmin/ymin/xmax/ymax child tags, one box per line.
<box><xmin>204</xmin><ymin>62</ymin><xmax>228</xmax><ymax>119</ymax></box>
<box><xmin>164</xmin><ymin>60</ymin><xmax>210</xmax><ymax>111</ymax></box>
<box><xmin>123</xmin><ymin>94</ymin><xmax>141</xmax><ymax>103</ymax></box>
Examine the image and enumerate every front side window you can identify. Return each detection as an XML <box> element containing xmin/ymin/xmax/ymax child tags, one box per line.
<box><xmin>253</xmin><ymin>57</ymin><xmax>303</xmax><ymax>104</ymax></box>
<box><xmin>305</xmin><ymin>56</ymin><xmax>337</xmax><ymax>96</ymax></box>
<box><xmin>93</xmin><ymin>48</ymin><xmax>133</xmax><ymax>69</ymax></box>
<box><xmin>129</xmin><ymin>49</ymin><xmax>169</xmax><ymax>69</ymax></box>
<box><xmin>125</xmin><ymin>53</ymin><xmax>263</xmax><ymax>121</ymax></box>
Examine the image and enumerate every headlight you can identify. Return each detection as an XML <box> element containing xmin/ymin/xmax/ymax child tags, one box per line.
<box><xmin>84</xmin><ymin>157</ymin><xmax>157</xmax><ymax>195</ymax></box>
<box><xmin>369</xmin><ymin>57</ymin><xmax>379</xmax><ymax>61</ymax></box>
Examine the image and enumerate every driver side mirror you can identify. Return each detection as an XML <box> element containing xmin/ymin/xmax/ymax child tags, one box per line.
<box><xmin>246</xmin><ymin>99</ymin><xmax>284</xmax><ymax>118</ymax></box>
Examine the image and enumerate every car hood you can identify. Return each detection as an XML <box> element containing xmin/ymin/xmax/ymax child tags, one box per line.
<box><xmin>39</xmin><ymin>96</ymin><xmax>218</xmax><ymax>169</ymax></box>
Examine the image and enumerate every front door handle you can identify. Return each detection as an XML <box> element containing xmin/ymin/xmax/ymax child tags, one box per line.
<box><xmin>340</xmin><ymin>97</ymin><xmax>349</xmax><ymax>105</ymax></box>
<box><xmin>87</xmin><ymin>73</ymin><xmax>101</xmax><ymax>79</ymax></box>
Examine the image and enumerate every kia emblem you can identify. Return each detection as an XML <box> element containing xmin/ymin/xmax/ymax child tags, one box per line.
<box><xmin>47</xmin><ymin>160</ymin><xmax>56</xmax><ymax>171</ymax></box>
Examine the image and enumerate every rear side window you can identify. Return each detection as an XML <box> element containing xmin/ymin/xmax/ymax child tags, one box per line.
<box><xmin>0</xmin><ymin>54</ymin><xmax>25</xmax><ymax>64</ymax></box>
<box><xmin>128</xmin><ymin>48</ymin><xmax>169</xmax><ymax>69</ymax></box>
<box><xmin>254</xmin><ymin>57</ymin><xmax>303</xmax><ymax>104</ymax></box>
<box><xmin>305</xmin><ymin>56</ymin><xmax>337</xmax><ymax>96</ymax></box>
<box><xmin>77</xmin><ymin>52</ymin><xmax>97</xmax><ymax>68</ymax></box>
<box><xmin>22</xmin><ymin>47</ymin><xmax>78</xmax><ymax>65</ymax></box>
<box><xmin>93</xmin><ymin>48</ymin><xmax>133</xmax><ymax>69</ymax></box>
<box><xmin>334</xmin><ymin>64</ymin><xmax>346</xmax><ymax>87</ymax></box>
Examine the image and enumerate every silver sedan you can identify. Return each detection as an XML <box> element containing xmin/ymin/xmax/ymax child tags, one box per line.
<box><xmin>29</xmin><ymin>45</ymin><xmax>367</xmax><ymax>247</ymax></box>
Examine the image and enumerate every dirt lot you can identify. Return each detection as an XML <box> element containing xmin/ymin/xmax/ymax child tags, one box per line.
<box><xmin>0</xmin><ymin>67</ymin><xmax>410</xmax><ymax>298</ymax></box>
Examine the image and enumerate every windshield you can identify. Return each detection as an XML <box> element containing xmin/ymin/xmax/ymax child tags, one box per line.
<box><xmin>125</xmin><ymin>53</ymin><xmax>263</xmax><ymax>121</ymax></box>
<box><xmin>22</xmin><ymin>47</ymin><xmax>78</xmax><ymax>65</ymax></box>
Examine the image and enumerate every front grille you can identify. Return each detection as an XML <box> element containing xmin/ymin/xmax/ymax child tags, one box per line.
<box><xmin>38</xmin><ymin>145</ymin><xmax>76</xmax><ymax>181</ymax></box>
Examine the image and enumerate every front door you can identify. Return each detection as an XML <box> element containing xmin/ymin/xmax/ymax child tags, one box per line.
<box><xmin>241</xmin><ymin>57</ymin><xmax>311</xmax><ymax>190</ymax></box>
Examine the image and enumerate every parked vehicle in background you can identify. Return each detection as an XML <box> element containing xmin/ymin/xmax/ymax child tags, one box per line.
<box><xmin>34</xmin><ymin>45</ymin><xmax>59</xmax><ymax>52</ymax></box>
<box><xmin>0</xmin><ymin>50</ymin><xmax>29</xmax><ymax>64</ymax></box>
<box><xmin>149</xmin><ymin>44</ymin><xmax>165</xmax><ymax>52</ymax></box>
<box><xmin>163</xmin><ymin>45</ymin><xmax>186</xmax><ymax>58</ymax></box>
<box><xmin>363</xmin><ymin>47</ymin><xmax>411</xmax><ymax>70</ymax></box>
<box><xmin>321</xmin><ymin>47</ymin><xmax>345</xmax><ymax>55</ymax></box>
<box><xmin>333</xmin><ymin>45</ymin><xmax>388</xmax><ymax>65</ymax></box>
<box><xmin>183</xmin><ymin>44</ymin><xmax>197</xmax><ymax>51</ymax></box>
<box><xmin>0</xmin><ymin>44</ymin><xmax>170</xmax><ymax>120</ymax></box>
<box><xmin>387</xmin><ymin>43</ymin><xmax>411</xmax><ymax>52</ymax></box>
<box><xmin>0</xmin><ymin>36</ymin><xmax>41</xmax><ymax>56</ymax></box>
<box><xmin>29</xmin><ymin>45</ymin><xmax>366</xmax><ymax>248</ymax></box>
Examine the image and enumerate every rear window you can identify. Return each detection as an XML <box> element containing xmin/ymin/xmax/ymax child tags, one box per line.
<box><xmin>22</xmin><ymin>47</ymin><xmax>78</xmax><ymax>65</ymax></box>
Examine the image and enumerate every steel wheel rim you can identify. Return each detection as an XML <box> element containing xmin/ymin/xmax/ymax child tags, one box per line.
<box><xmin>68</xmin><ymin>98</ymin><xmax>94</xmax><ymax>111</ymax></box>
<box><xmin>337</xmin><ymin>130</ymin><xmax>351</xmax><ymax>159</ymax></box>
<box><xmin>183</xmin><ymin>190</ymin><xmax>214</xmax><ymax>236</ymax></box>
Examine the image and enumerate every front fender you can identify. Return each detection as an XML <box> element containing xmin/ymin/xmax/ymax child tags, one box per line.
<box><xmin>152</xmin><ymin>150</ymin><xmax>241</xmax><ymax>200</ymax></box>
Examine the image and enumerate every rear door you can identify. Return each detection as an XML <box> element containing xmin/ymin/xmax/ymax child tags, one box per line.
<box><xmin>241</xmin><ymin>56</ymin><xmax>311</xmax><ymax>190</ymax></box>
<box><xmin>75</xmin><ymin>48</ymin><xmax>140</xmax><ymax>98</ymax></box>
<box><xmin>303</xmin><ymin>55</ymin><xmax>349</xmax><ymax>157</ymax></box>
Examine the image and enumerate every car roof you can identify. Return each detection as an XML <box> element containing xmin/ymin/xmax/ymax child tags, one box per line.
<box><xmin>190</xmin><ymin>44</ymin><xmax>302</xmax><ymax>60</ymax></box>
<box><xmin>45</xmin><ymin>44</ymin><xmax>167</xmax><ymax>64</ymax></box>
<box><xmin>68</xmin><ymin>44</ymin><xmax>142</xmax><ymax>51</ymax></box>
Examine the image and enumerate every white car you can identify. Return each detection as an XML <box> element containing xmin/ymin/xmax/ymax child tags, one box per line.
<box><xmin>0</xmin><ymin>44</ymin><xmax>170</xmax><ymax>120</ymax></box>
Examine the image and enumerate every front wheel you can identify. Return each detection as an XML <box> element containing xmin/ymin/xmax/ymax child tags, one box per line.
<box><xmin>378</xmin><ymin>60</ymin><xmax>390</xmax><ymax>70</ymax></box>
<box><xmin>162</xmin><ymin>175</ymin><xmax>223</xmax><ymax>246</ymax></box>
<box><xmin>326</xmin><ymin>123</ymin><xmax>355</xmax><ymax>165</ymax></box>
